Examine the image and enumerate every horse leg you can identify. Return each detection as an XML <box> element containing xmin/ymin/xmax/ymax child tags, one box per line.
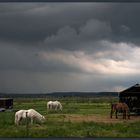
<box><xmin>49</xmin><ymin>104</ymin><xmax>52</xmax><ymax>109</ymax></box>
<box><xmin>128</xmin><ymin>112</ymin><xmax>130</xmax><ymax>119</ymax></box>
<box><xmin>55</xmin><ymin>105</ymin><xmax>57</xmax><ymax>110</ymax></box>
<box><xmin>18</xmin><ymin>117</ymin><xmax>22</xmax><ymax>125</ymax></box>
<box><xmin>127</xmin><ymin>110</ymin><xmax>130</xmax><ymax>119</ymax></box>
<box><xmin>15</xmin><ymin>115</ymin><xmax>18</xmax><ymax>125</ymax></box>
<box><xmin>52</xmin><ymin>104</ymin><xmax>53</xmax><ymax>110</ymax></box>
<box><xmin>126</xmin><ymin>111</ymin><xmax>130</xmax><ymax>119</ymax></box>
<box><xmin>124</xmin><ymin>111</ymin><xmax>126</xmax><ymax>119</ymax></box>
<box><xmin>47</xmin><ymin>104</ymin><xmax>49</xmax><ymax>109</ymax></box>
<box><xmin>16</xmin><ymin>120</ymin><xmax>19</xmax><ymax>125</ymax></box>
<box><xmin>57</xmin><ymin>105</ymin><xmax>59</xmax><ymax>110</ymax></box>
<box><xmin>15</xmin><ymin>119</ymin><xmax>19</xmax><ymax>125</ymax></box>
<box><xmin>110</xmin><ymin>104</ymin><xmax>116</xmax><ymax>119</ymax></box>
<box><xmin>122</xmin><ymin>110</ymin><xmax>126</xmax><ymax>119</ymax></box>
<box><xmin>125</xmin><ymin>111</ymin><xmax>127</xmax><ymax>119</ymax></box>
<box><xmin>122</xmin><ymin>111</ymin><xmax>125</xmax><ymax>119</ymax></box>
<box><xmin>115</xmin><ymin>110</ymin><xmax>118</xmax><ymax>119</ymax></box>
<box><xmin>31</xmin><ymin>117</ymin><xmax>33</xmax><ymax>124</ymax></box>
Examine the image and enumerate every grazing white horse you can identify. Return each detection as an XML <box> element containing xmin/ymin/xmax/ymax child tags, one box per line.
<box><xmin>47</xmin><ymin>101</ymin><xmax>62</xmax><ymax>110</ymax></box>
<box><xmin>15</xmin><ymin>109</ymin><xmax>46</xmax><ymax>125</ymax></box>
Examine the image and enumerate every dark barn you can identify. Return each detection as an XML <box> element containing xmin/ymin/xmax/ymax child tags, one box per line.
<box><xmin>119</xmin><ymin>84</ymin><xmax>140</xmax><ymax>114</ymax></box>
<box><xmin>0</xmin><ymin>98</ymin><xmax>13</xmax><ymax>109</ymax></box>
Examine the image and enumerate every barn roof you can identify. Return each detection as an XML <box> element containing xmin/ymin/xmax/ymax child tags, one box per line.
<box><xmin>119</xmin><ymin>83</ymin><xmax>140</xmax><ymax>97</ymax></box>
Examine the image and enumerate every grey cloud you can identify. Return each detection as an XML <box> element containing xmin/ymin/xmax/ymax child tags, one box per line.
<box><xmin>1</xmin><ymin>3</ymin><xmax>140</xmax><ymax>45</ymax></box>
<box><xmin>0</xmin><ymin>3</ymin><xmax>140</xmax><ymax>93</ymax></box>
<box><xmin>43</xmin><ymin>19</ymin><xmax>112</xmax><ymax>51</ymax></box>
<box><xmin>120</xmin><ymin>25</ymin><xmax>130</xmax><ymax>33</ymax></box>
<box><xmin>0</xmin><ymin>3</ymin><xmax>45</xmax><ymax>14</ymax></box>
<box><xmin>0</xmin><ymin>42</ymin><xmax>85</xmax><ymax>74</ymax></box>
<box><xmin>0</xmin><ymin>42</ymin><xmax>44</xmax><ymax>71</ymax></box>
<box><xmin>79</xmin><ymin>19</ymin><xmax>111</xmax><ymax>39</ymax></box>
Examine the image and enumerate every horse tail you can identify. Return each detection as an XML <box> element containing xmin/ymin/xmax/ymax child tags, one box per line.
<box><xmin>47</xmin><ymin>103</ymin><xmax>49</xmax><ymax>109</ymax></box>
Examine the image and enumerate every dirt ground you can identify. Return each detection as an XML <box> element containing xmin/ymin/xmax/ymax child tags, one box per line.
<box><xmin>64</xmin><ymin>114</ymin><xmax>140</xmax><ymax>123</ymax></box>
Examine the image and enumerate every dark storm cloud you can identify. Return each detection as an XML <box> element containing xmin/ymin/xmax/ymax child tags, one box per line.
<box><xmin>43</xmin><ymin>19</ymin><xmax>111</xmax><ymax>51</ymax></box>
<box><xmin>0</xmin><ymin>3</ymin><xmax>140</xmax><ymax>72</ymax></box>
<box><xmin>1</xmin><ymin>3</ymin><xmax>140</xmax><ymax>93</ymax></box>
<box><xmin>0</xmin><ymin>3</ymin><xmax>111</xmax><ymax>44</ymax></box>
<box><xmin>1</xmin><ymin>3</ymin><xmax>140</xmax><ymax>46</ymax></box>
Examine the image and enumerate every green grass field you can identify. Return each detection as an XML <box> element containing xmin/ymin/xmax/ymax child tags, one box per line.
<box><xmin>0</xmin><ymin>96</ymin><xmax>140</xmax><ymax>137</ymax></box>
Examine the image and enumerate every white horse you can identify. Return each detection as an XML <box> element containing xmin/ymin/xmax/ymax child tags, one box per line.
<box><xmin>15</xmin><ymin>109</ymin><xmax>46</xmax><ymax>125</ymax></box>
<box><xmin>47</xmin><ymin>101</ymin><xmax>62</xmax><ymax>110</ymax></box>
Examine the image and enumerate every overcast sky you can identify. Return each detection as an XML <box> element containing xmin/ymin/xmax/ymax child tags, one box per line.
<box><xmin>0</xmin><ymin>3</ymin><xmax>140</xmax><ymax>93</ymax></box>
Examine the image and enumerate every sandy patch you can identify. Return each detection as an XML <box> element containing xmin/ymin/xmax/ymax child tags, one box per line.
<box><xmin>63</xmin><ymin>114</ymin><xmax>140</xmax><ymax>123</ymax></box>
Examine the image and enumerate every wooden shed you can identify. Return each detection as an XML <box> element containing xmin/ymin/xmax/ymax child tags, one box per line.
<box><xmin>119</xmin><ymin>84</ymin><xmax>140</xmax><ymax>113</ymax></box>
<box><xmin>0</xmin><ymin>98</ymin><xmax>13</xmax><ymax>109</ymax></box>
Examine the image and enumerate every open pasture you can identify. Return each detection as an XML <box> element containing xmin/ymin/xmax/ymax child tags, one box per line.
<box><xmin>0</xmin><ymin>96</ymin><xmax>140</xmax><ymax>137</ymax></box>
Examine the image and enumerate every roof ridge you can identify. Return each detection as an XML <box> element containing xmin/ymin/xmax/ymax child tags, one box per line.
<box><xmin>120</xmin><ymin>84</ymin><xmax>135</xmax><ymax>93</ymax></box>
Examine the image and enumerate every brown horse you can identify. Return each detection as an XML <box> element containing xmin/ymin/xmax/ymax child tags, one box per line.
<box><xmin>110</xmin><ymin>102</ymin><xmax>130</xmax><ymax>119</ymax></box>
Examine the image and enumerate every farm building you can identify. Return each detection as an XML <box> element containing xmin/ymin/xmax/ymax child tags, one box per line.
<box><xmin>119</xmin><ymin>84</ymin><xmax>140</xmax><ymax>113</ymax></box>
<box><xmin>0</xmin><ymin>98</ymin><xmax>13</xmax><ymax>110</ymax></box>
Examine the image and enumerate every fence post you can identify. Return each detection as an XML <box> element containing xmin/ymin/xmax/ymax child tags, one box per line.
<box><xmin>26</xmin><ymin>111</ymin><xmax>29</xmax><ymax>137</ymax></box>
